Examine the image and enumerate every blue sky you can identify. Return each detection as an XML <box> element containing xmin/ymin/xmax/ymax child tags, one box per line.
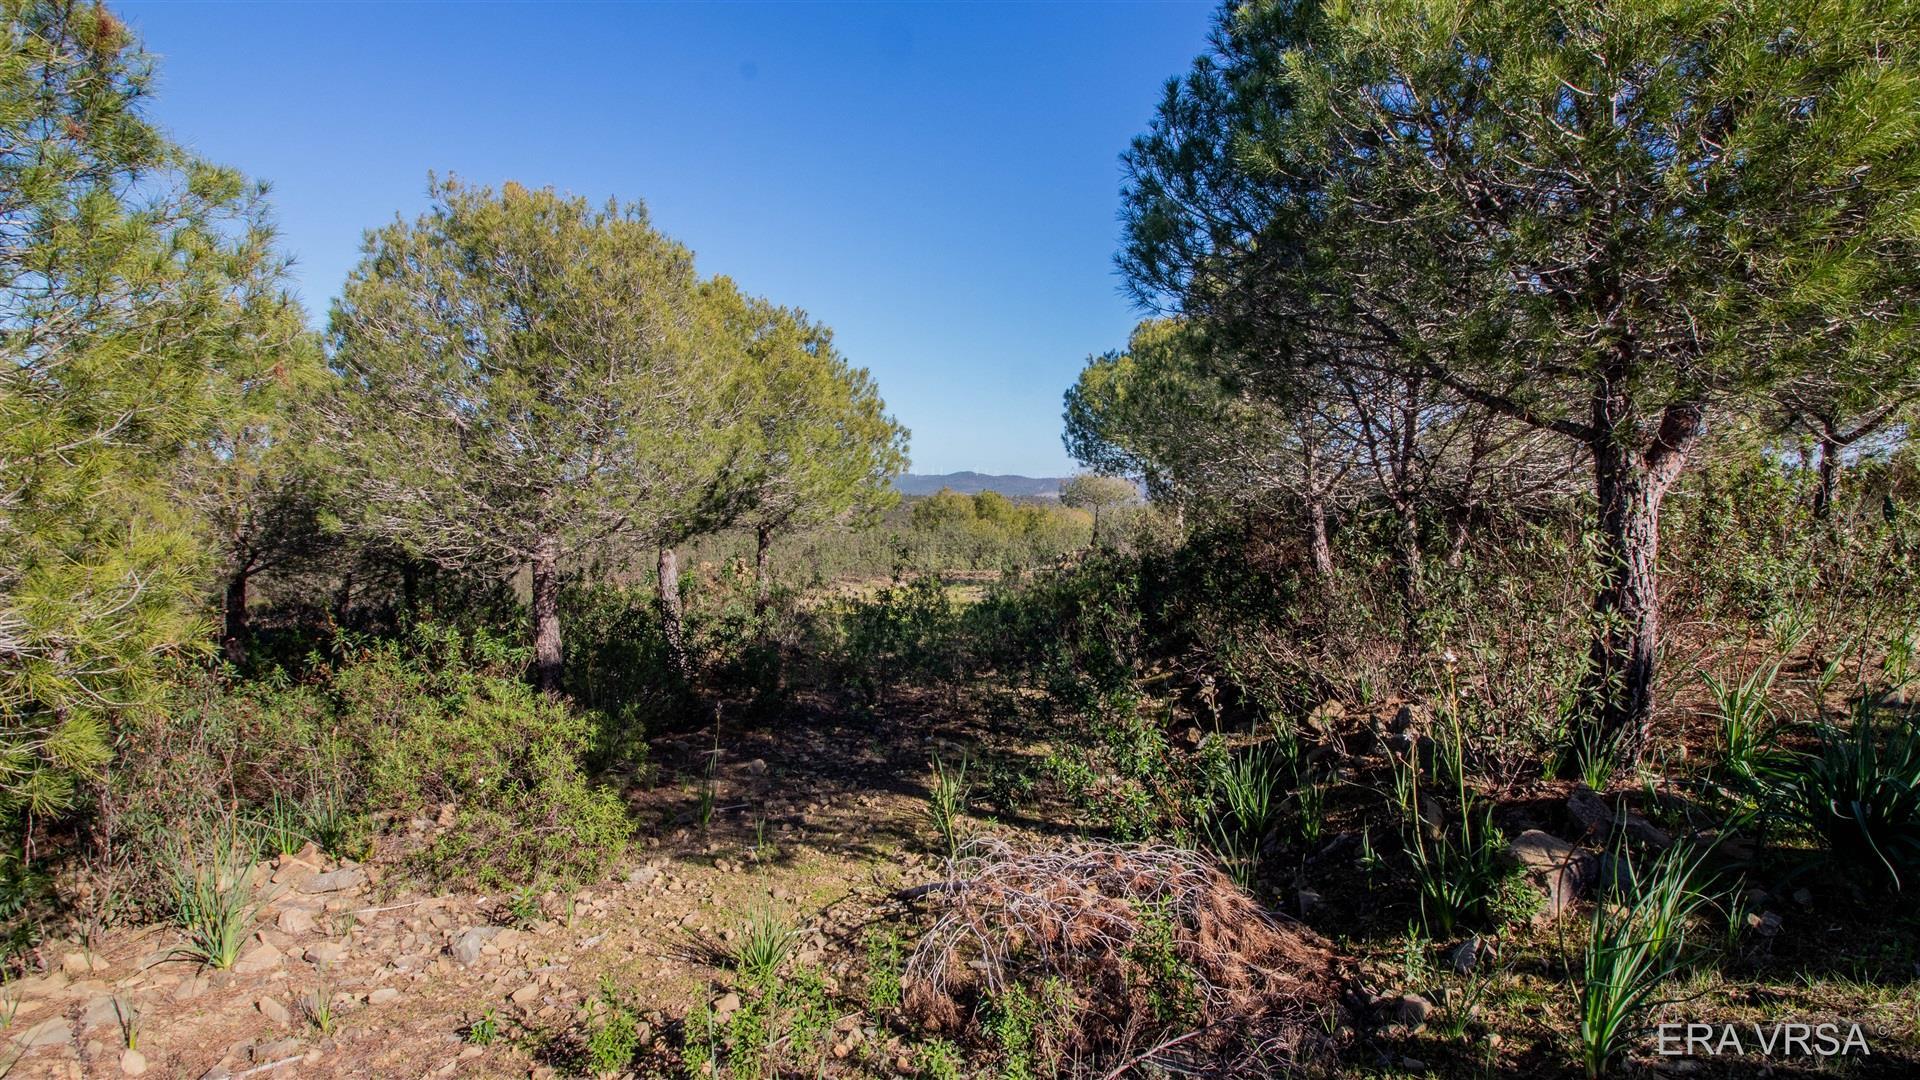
<box><xmin>119</xmin><ymin>1</ymin><xmax>1217</xmax><ymax>476</ymax></box>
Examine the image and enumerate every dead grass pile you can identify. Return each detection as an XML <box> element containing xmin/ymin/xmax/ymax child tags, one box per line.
<box><xmin>902</xmin><ymin>837</ymin><xmax>1344</xmax><ymax>1074</ymax></box>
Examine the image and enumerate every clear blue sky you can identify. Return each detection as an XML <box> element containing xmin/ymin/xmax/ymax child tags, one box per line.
<box><xmin>119</xmin><ymin>1</ymin><xmax>1216</xmax><ymax>476</ymax></box>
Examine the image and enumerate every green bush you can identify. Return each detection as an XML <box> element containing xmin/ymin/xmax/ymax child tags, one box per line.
<box><xmin>100</xmin><ymin>622</ymin><xmax>630</xmax><ymax>903</ymax></box>
<box><xmin>330</xmin><ymin>624</ymin><xmax>632</xmax><ymax>889</ymax></box>
<box><xmin>1755</xmin><ymin>705</ymin><xmax>1920</xmax><ymax>889</ymax></box>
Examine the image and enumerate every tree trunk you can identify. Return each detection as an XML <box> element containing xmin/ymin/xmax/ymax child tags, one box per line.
<box><xmin>1813</xmin><ymin>429</ymin><xmax>1840</xmax><ymax>521</ymax></box>
<box><xmin>658</xmin><ymin>545</ymin><xmax>691</xmax><ymax>680</ymax></box>
<box><xmin>1581</xmin><ymin>399</ymin><xmax>1703</xmax><ymax>765</ymax></box>
<box><xmin>1306</xmin><ymin>497</ymin><xmax>1335</xmax><ymax>579</ymax></box>
<box><xmin>1393</xmin><ymin>504</ymin><xmax>1423</xmax><ymax>605</ymax></box>
<box><xmin>223</xmin><ymin>568</ymin><xmax>249</xmax><ymax>665</ymax></box>
<box><xmin>753</xmin><ymin>525</ymin><xmax>773</xmax><ymax>613</ymax></box>
<box><xmin>530</xmin><ymin>534</ymin><xmax>563</xmax><ymax>693</ymax></box>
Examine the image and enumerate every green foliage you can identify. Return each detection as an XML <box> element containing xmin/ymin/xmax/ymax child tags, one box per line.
<box><xmin>300</xmin><ymin>986</ymin><xmax>338</xmax><ymax>1037</ymax></box>
<box><xmin>1127</xmin><ymin>907</ymin><xmax>1200</xmax><ymax>1028</ymax></box>
<box><xmin>464</xmin><ymin>1009</ymin><xmax>502</xmax><ymax>1047</ymax></box>
<box><xmin>863</xmin><ymin>929</ymin><xmax>904</xmax><ymax>1012</ymax></box>
<box><xmin>1578</xmin><ymin>843</ymin><xmax>1715</xmax><ymax>1078</ymax></box>
<box><xmin>984</xmin><ymin>979</ymin><xmax>1072</xmax><ymax>1080</ymax></box>
<box><xmin>913</xmin><ymin>1039</ymin><xmax>966</xmax><ymax>1080</ymax></box>
<box><xmin>1703</xmin><ymin>651</ymin><xmax>1788</xmax><ymax>782</ymax></box>
<box><xmin>103</xmin><ymin>623</ymin><xmax>629</xmax><ymax>903</ymax></box>
<box><xmin>682</xmin><ymin>964</ymin><xmax>834</xmax><ymax>1080</ymax></box>
<box><xmin>1394</xmin><ymin>741</ymin><xmax>1533</xmax><ymax>936</ymax></box>
<box><xmin>167</xmin><ymin>828</ymin><xmax>258</xmax><ymax>970</ymax></box>
<box><xmin>730</xmin><ymin>909</ymin><xmax>797</xmax><ymax>986</ymax></box>
<box><xmin>583</xmin><ymin>977</ymin><xmax>641</xmax><ymax>1075</ymax></box>
<box><xmin>926</xmin><ymin>755</ymin><xmax>971</xmax><ymax>862</ymax></box>
<box><xmin>0</xmin><ymin>0</ymin><xmax>301</xmax><ymax>837</ymax></box>
<box><xmin>1755</xmin><ymin>705</ymin><xmax>1920</xmax><ymax>889</ymax></box>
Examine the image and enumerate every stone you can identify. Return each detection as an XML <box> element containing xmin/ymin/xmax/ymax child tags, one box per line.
<box><xmin>451</xmin><ymin>926</ymin><xmax>503</xmax><ymax>966</ymax></box>
<box><xmin>509</xmin><ymin>983</ymin><xmax>541</xmax><ymax>1006</ymax></box>
<box><xmin>255</xmin><ymin>1037</ymin><xmax>303</xmax><ymax>1061</ymax></box>
<box><xmin>1449</xmin><ymin>936</ymin><xmax>1483</xmax><ymax>975</ymax></box>
<box><xmin>369</xmin><ymin>987</ymin><xmax>400</xmax><ymax>1005</ymax></box>
<box><xmin>258</xmin><ymin>997</ymin><xmax>292</xmax><ymax>1025</ymax></box>
<box><xmin>1370</xmin><ymin>992</ymin><xmax>1433</xmax><ymax>1028</ymax></box>
<box><xmin>172</xmin><ymin>975</ymin><xmax>209</xmax><ymax>1002</ymax></box>
<box><xmin>119</xmin><ymin>1049</ymin><xmax>148</xmax><ymax>1076</ymax></box>
<box><xmin>234</xmin><ymin>941</ymin><xmax>285</xmax><ymax>974</ymax></box>
<box><xmin>9</xmin><ymin>973</ymin><xmax>67</xmax><ymax>997</ymax></box>
<box><xmin>278</xmin><ymin>907</ymin><xmax>317</xmax><ymax>936</ymax></box>
<box><xmin>60</xmin><ymin>950</ymin><xmax>106</xmax><ymax>976</ymax></box>
<box><xmin>304</xmin><ymin>942</ymin><xmax>346</xmax><ymax>967</ymax></box>
<box><xmin>17</xmin><ymin>1017</ymin><xmax>73</xmax><ymax>1047</ymax></box>
<box><xmin>1507</xmin><ymin>829</ymin><xmax>1598</xmax><ymax>919</ymax></box>
<box><xmin>1307</xmin><ymin>699</ymin><xmax>1347</xmax><ymax>732</ymax></box>
<box><xmin>301</xmin><ymin>868</ymin><xmax>367</xmax><ymax>894</ymax></box>
<box><xmin>1567</xmin><ymin>788</ymin><xmax>1671</xmax><ymax>849</ymax></box>
<box><xmin>80</xmin><ymin>994</ymin><xmax>130</xmax><ymax>1032</ymax></box>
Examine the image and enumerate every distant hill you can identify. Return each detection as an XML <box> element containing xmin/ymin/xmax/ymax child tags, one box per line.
<box><xmin>895</xmin><ymin>472</ymin><xmax>1067</xmax><ymax>499</ymax></box>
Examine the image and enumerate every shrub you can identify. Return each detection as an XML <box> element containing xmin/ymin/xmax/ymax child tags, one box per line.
<box><xmin>100</xmin><ymin>623</ymin><xmax>631</xmax><ymax>903</ymax></box>
<box><xmin>1755</xmin><ymin>705</ymin><xmax>1920</xmax><ymax>889</ymax></box>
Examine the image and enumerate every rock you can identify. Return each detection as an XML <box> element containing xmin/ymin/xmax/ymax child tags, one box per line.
<box><xmin>278</xmin><ymin>907</ymin><xmax>317</xmax><ymax>936</ymax></box>
<box><xmin>17</xmin><ymin>1017</ymin><xmax>73</xmax><ymax>1047</ymax></box>
<box><xmin>509</xmin><ymin>983</ymin><xmax>541</xmax><ymax>1006</ymax></box>
<box><xmin>10</xmin><ymin>972</ymin><xmax>68</xmax><ymax>998</ymax></box>
<box><xmin>1308</xmin><ymin>699</ymin><xmax>1347</xmax><ymax>732</ymax></box>
<box><xmin>1567</xmin><ymin>788</ymin><xmax>1671</xmax><ymax>849</ymax></box>
<box><xmin>120</xmin><ymin>1049</ymin><xmax>148</xmax><ymax>1076</ymax></box>
<box><xmin>60</xmin><ymin>950</ymin><xmax>106</xmax><ymax>976</ymax></box>
<box><xmin>1390</xmin><ymin>702</ymin><xmax>1429</xmax><ymax>733</ymax></box>
<box><xmin>1507</xmin><ymin>829</ymin><xmax>1598</xmax><ymax>919</ymax></box>
<box><xmin>451</xmin><ymin>926</ymin><xmax>503</xmax><ymax>966</ymax></box>
<box><xmin>1370</xmin><ymin>993</ymin><xmax>1434</xmax><ymax>1028</ymax></box>
<box><xmin>304</xmin><ymin>942</ymin><xmax>346</xmax><ymax>967</ymax></box>
<box><xmin>1449</xmin><ymin>936</ymin><xmax>1482</xmax><ymax>975</ymax></box>
<box><xmin>258</xmin><ymin>997</ymin><xmax>293</xmax><ymax>1025</ymax></box>
<box><xmin>80</xmin><ymin>994</ymin><xmax>130</xmax><ymax>1032</ymax></box>
<box><xmin>713</xmin><ymin>992</ymin><xmax>741</xmax><ymax>1016</ymax></box>
<box><xmin>301</xmin><ymin>868</ymin><xmax>367</xmax><ymax>894</ymax></box>
<box><xmin>369</xmin><ymin>987</ymin><xmax>400</xmax><ymax>1005</ymax></box>
<box><xmin>255</xmin><ymin>1037</ymin><xmax>302</xmax><ymax>1061</ymax></box>
<box><xmin>172</xmin><ymin>975</ymin><xmax>209</xmax><ymax>1002</ymax></box>
<box><xmin>235</xmin><ymin>941</ymin><xmax>285</xmax><ymax>974</ymax></box>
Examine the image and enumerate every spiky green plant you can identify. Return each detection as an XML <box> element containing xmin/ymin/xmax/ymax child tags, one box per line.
<box><xmin>168</xmin><ymin>832</ymin><xmax>258</xmax><ymax>970</ymax></box>
<box><xmin>926</xmin><ymin>755</ymin><xmax>971</xmax><ymax>862</ymax></box>
<box><xmin>1703</xmin><ymin>653</ymin><xmax>1786</xmax><ymax>781</ymax></box>
<box><xmin>732</xmin><ymin>909</ymin><xmax>797</xmax><ymax>987</ymax></box>
<box><xmin>1755</xmin><ymin>705</ymin><xmax>1920</xmax><ymax>888</ymax></box>
<box><xmin>1577</xmin><ymin>842</ymin><xmax>1714</xmax><ymax>1078</ymax></box>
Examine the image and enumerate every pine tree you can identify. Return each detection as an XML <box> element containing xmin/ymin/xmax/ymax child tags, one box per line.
<box><xmin>1</xmin><ymin>0</ymin><xmax>298</xmax><ymax>830</ymax></box>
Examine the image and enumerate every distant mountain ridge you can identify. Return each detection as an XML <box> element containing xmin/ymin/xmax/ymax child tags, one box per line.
<box><xmin>894</xmin><ymin>472</ymin><xmax>1067</xmax><ymax>498</ymax></box>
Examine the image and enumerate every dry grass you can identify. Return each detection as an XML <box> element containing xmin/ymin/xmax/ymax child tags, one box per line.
<box><xmin>902</xmin><ymin>836</ymin><xmax>1346</xmax><ymax>1073</ymax></box>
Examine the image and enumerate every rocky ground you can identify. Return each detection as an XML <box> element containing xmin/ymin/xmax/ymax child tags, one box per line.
<box><xmin>5</xmin><ymin>715</ymin><xmax>953</xmax><ymax>1079</ymax></box>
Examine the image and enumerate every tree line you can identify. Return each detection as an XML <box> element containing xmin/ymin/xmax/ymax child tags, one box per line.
<box><xmin>0</xmin><ymin>1</ymin><xmax>905</xmax><ymax>836</ymax></box>
<box><xmin>1067</xmin><ymin>0</ymin><xmax>1920</xmax><ymax>762</ymax></box>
